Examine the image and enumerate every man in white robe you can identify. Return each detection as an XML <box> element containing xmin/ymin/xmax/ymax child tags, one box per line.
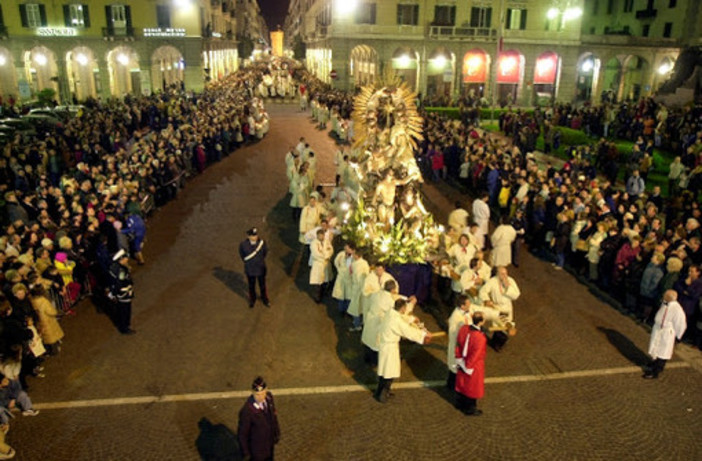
<box><xmin>448</xmin><ymin>234</ymin><xmax>478</xmax><ymax>296</ymax></box>
<box><xmin>331</xmin><ymin>243</ymin><xmax>354</xmax><ymax>313</ymax></box>
<box><xmin>309</xmin><ymin>229</ymin><xmax>333</xmax><ymax>303</ymax></box>
<box><xmin>490</xmin><ymin>216</ymin><xmax>517</xmax><ymax>267</ymax></box>
<box><xmin>472</xmin><ymin>192</ymin><xmax>490</xmax><ymax>248</ymax></box>
<box><xmin>295</xmin><ymin>137</ymin><xmax>306</xmax><ymax>155</ymax></box>
<box><xmin>362</xmin><ymin>280</ymin><xmax>398</xmax><ymax>365</ymax></box>
<box><xmin>448</xmin><ymin>201</ymin><xmax>470</xmax><ymax>233</ymax></box>
<box><xmin>479</xmin><ymin>266</ymin><xmax>520</xmax><ymax>325</ymax></box>
<box><xmin>299</xmin><ymin>196</ymin><xmax>321</xmax><ymax>244</ymax></box>
<box><xmin>375</xmin><ymin>298</ymin><xmax>431</xmax><ymax>403</ymax></box>
<box><xmin>362</xmin><ymin>264</ymin><xmax>397</xmax><ymax>319</ymax></box>
<box><xmin>644</xmin><ymin>290</ymin><xmax>687</xmax><ymax>379</ymax></box>
<box><xmin>347</xmin><ymin>251</ymin><xmax>370</xmax><ymax>331</ymax></box>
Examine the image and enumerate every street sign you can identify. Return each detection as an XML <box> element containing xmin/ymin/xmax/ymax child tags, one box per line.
<box><xmin>330</xmin><ymin>69</ymin><xmax>338</xmax><ymax>79</ymax></box>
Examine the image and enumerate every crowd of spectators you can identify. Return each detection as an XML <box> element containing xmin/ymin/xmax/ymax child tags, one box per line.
<box><xmin>0</xmin><ymin>66</ymin><xmax>271</xmax><ymax>450</ymax></box>
<box><xmin>420</xmin><ymin>107</ymin><xmax>702</xmax><ymax>349</ymax></box>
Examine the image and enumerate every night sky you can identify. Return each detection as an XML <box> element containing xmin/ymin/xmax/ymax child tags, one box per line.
<box><xmin>257</xmin><ymin>0</ymin><xmax>291</xmax><ymax>31</ymax></box>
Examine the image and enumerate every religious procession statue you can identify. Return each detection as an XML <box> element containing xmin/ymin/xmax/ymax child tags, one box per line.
<box><xmin>341</xmin><ymin>70</ymin><xmax>440</xmax><ymax>265</ymax></box>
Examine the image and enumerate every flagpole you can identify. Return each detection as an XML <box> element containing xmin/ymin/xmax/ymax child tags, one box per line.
<box><xmin>490</xmin><ymin>0</ymin><xmax>506</xmax><ymax>124</ymax></box>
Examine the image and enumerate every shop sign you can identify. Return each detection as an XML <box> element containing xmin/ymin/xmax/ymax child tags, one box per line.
<box><xmin>143</xmin><ymin>28</ymin><xmax>186</xmax><ymax>38</ymax></box>
<box><xmin>37</xmin><ymin>27</ymin><xmax>77</xmax><ymax>37</ymax></box>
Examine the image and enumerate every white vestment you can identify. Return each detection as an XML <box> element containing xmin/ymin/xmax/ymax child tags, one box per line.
<box><xmin>362</xmin><ymin>290</ymin><xmax>395</xmax><ymax>351</ymax></box>
<box><xmin>648</xmin><ymin>300</ymin><xmax>687</xmax><ymax>360</ymax></box>
<box><xmin>479</xmin><ymin>275</ymin><xmax>520</xmax><ymax>323</ymax></box>
<box><xmin>377</xmin><ymin>309</ymin><xmax>426</xmax><ymax>379</ymax></box>
<box><xmin>472</xmin><ymin>199</ymin><xmax>490</xmax><ymax>239</ymax></box>
<box><xmin>309</xmin><ymin>239</ymin><xmax>333</xmax><ymax>285</ymax></box>
<box><xmin>490</xmin><ymin>224</ymin><xmax>517</xmax><ymax>267</ymax></box>
<box><xmin>347</xmin><ymin>258</ymin><xmax>370</xmax><ymax>317</ymax></box>
<box><xmin>361</xmin><ymin>271</ymin><xmax>397</xmax><ymax>317</ymax></box>
<box><xmin>331</xmin><ymin>251</ymin><xmax>353</xmax><ymax>301</ymax></box>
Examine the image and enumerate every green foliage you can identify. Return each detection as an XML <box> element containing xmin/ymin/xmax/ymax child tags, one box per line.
<box><xmin>37</xmin><ymin>88</ymin><xmax>56</xmax><ymax>105</ymax></box>
<box><xmin>341</xmin><ymin>198</ymin><xmax>435</xmax><ymax>265</ymax></box>
<box><xmin>424</xmin><ymin>107</ymin><xmax>536</xmax><ymax>120</ymax></box>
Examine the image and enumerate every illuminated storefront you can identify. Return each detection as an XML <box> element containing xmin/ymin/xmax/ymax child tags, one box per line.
<box><xmin>496</xmin><ymin>50</ymin><xmax>524</xmax><ymax>106</ymax></box>
<box><xmin>462</xmin><ymin>48</ymin><xmax>489</xmax><ymax>97</ymax></box>
<box><xmin>533</xmin><ymin>51</ymin><xmax>560</xmax><ymax>104</ymax></box>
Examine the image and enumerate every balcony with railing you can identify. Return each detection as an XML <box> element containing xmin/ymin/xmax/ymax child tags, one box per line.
<box><xmin>428</xmin><ymin>25</ymin><xmax>496</xmax><ymax>39</ymax></box>
<box><xmin>317</xmin><ymin>23</ymin><xmax>424</xmax><ymax>38</ymax></box>
<box><xmin>102</xmin><ymin>26</ymin><xmax>135</xmax><ymax>39</ymax></box>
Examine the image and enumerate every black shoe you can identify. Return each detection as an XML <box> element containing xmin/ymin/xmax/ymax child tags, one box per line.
<box><xmin>465</xmin><ymin>409</ymin><xmax>483</xmax><ymax>416</ymax></box>
<box><xmin>642</xmin><ymin>373</ymin><xmax>656</xmax><ymax>379</ymax></box>
<box><xmin>263</xmin><ymin>300</ymin><xmax>271</xmax><ymax>307</ymax></box>
<box><xmin>121</xmin><ymin>329</ymin><xmax>136</xmax><ymax>335</ymax></box>
<box><xmin>249</xmin><ymin>302</ymin><xmax>255</xmax><ymax>308</ymax></box>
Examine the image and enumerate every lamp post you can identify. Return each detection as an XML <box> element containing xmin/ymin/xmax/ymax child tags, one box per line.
<box><xmin>490</xmin><ymin>0</ymin><xmax>506</xmax><ymax>122</ymax></box>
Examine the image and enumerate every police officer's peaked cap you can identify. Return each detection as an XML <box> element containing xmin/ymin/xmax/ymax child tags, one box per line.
<box><xmin>252</xmin><ymin>376</ymin><xmax>267</xmax><ymax>392</ymax></box>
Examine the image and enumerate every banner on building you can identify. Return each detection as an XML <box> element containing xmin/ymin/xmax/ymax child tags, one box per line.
<box><xmin>534</xmin><ymin>52</ymin><xmax>559</xmax><ymax>85</ymax></box>
<box><xmin>462</xmin><ymin>50</ymin><xmax>487</xmax><ymax>83</ymax></box>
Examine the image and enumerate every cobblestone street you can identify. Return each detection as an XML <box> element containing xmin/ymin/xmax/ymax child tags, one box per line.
<box><xmin>8</xmin><ymin>104</ymin><xmax>702</xmax><ymax>460</ymax></box>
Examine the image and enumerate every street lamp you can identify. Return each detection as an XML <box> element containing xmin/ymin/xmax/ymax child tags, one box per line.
<box><xmin>432</xmin><ymin>55</ymin><xmax>447</xmax><ymax>68</ymax></box>
<box><xmin>0</xmin><ymin>55</ymin><xmax>6</xmax><ymax>67</ymax></box>
<box><xmin>173</xmin><ymin>0</ymin><xmax>192</xmax><ymax>8</ymax></box>
<box><xmin>335</xmin><ymin>0</ymin><xmax>358</xmax><ymax>16</ymax></box>
<box><xmin>117</xmin><ymin>53</ymin><xmax>129</xmax><ymax>66</ymax></box>
<box><xmin>563</xmin><ymin>7</ymin><xmax>583</xmax><ymax>21</ymax></box>
<box><xmin>581</xmin><ymin>59</ymin><xmax>594</xmax><ymax>73</ymax></box>
<box><xmin>547</xmin><ymin>1</ymin><xmax>583</xmax><ymax>30</ymax></box>
<box><xmin>658</xmin><ymin>62</ymin><xmax>672</xmax><ymax>75</ymax></box>
<box><xmin>34</xmin><ymin>53</ymin><xmax>47</xmax><ymax>66</ymax></box>
<box><xmin>397</xmin><ymin>54</ymin><xmax>411</xmax><ymax>68</ymax></box>
<box><xmin>76</xmin><ymin>53</ymin><xmax>89</xmax><ymax>66</ymax></box>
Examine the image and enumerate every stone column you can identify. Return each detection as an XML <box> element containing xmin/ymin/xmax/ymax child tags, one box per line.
<box><xmin>418</xmin><ymin>45</ymin><xmax>428</xmax><ymax>98</ymax></box>
<box><xmin>56</xmin><ymin>56</ymin><xmax>71</xmax><ymax>104</ymax></box>
<box><xmin>183</xmin><ymin>38</ymin><xmax>204</xmax><ymax>93</ymax></box>
<box><xmin>521</xmin><ymin>57</ymin><xmax>535</xmax><ymax>107</ymax></box>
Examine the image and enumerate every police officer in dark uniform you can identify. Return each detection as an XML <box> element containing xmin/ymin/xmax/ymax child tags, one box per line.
<box><xmin>239</xmin><ymin>228</ymin><xmax>270</xmax><ymax>308</ymax></box>
<box><xmin>109</xmin><ymin>249</ymin><xmax>135</xmax><ymax>334</ymax></box>
<box><xmin>237</xmin><ymin>376</ymin><xmax>280</xmax><ymax>461</ymax></box>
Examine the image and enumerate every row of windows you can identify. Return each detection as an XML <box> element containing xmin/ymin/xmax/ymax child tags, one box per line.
<box><xmin>4</xmin><ymin>3</ymin><xmax>173</xmax><ymax>29</ymax></box>
<box><xmin>594</xmin><ymin>0</ymin><xmax>677</xmax><ymax>15</ymax></box>
<box><xmin>592</xmin><ymin>21</ymin><xmax>674</xmax><ymax>38</ymax></box>
<box><xmin>358</xmin><ymin>5</ymin><xmax>527</xmax><ymax>30</ymax></box>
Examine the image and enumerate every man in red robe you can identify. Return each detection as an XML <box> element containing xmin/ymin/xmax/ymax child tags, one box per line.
<box><xmin>454</xmin><ymin>312</ymin><xmax>487</xmax><ymax>416</ymax></box>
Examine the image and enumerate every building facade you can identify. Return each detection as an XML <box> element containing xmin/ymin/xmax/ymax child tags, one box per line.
<box><xmin>234</xmin><ymin>0</ymin><xmax>269</xmax><ymax>54</ymax></box>
<box><xmin>0</xmin><ymin>0</ymin><xmax>239</xmax><ymax>102</ymax></box>
<box><xmin>288</xmin><ymin>0</ymin><xmax>695</xmax><ymax>105</ymax></box>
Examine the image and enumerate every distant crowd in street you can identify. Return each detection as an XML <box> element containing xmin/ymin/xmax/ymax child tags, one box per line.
<box><xmin>0</xmin><ymin>65</ymin><xmax>272</xmax><ymax>457</ymax></box>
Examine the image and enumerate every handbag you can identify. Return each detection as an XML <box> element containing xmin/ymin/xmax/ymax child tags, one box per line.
<box><xmin>575</xmin><ymin>239</ymin><xmax>588</xmax><ymax>251</ymax></box>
